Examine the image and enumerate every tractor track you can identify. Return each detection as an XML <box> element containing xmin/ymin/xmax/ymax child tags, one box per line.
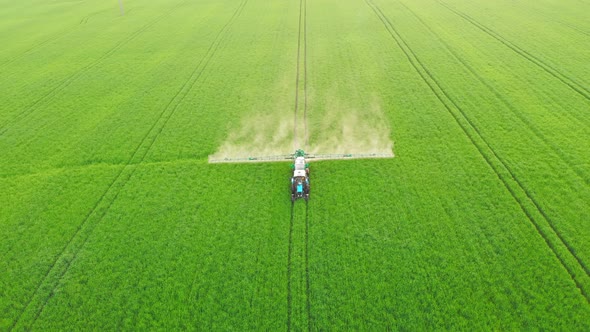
<box><xmin>288</xmin><ymin>0</ymin><xmax>311</xmax><ymax>328</ymax></box>
<box><xmin>0</xmin><ymin>27</ymin><xmax>74</xmax><ymax>70</ymax></box>
<box><xmin>303</xmin><ymin>0</ymin><xmax>309</xmax><ymax>150</ymax></box>
<box><xmin>0</xmin><ymin>0</ymin><xmax>188</xmax><ymax>137</ymax></box>
<box><xmin>437</xmin><ymin>0</ymin><xmax>590</xmax><ymax>104</ymax></box>
<box><xmin>287</xmin><ymin>202</ymin><xmax>295</xmax><ymax>331</ymax></box>
<box><xmin>286</xmin><ymin>201</ymin><xmax>311</xmax><ymax>332</ymax></box>
<box><xmin>555</xmin><ymin>20</ymin><xmax>590</xmax><ymax>38</ymax></box>
<box><xmin>516</xmin><ymin>2</ymin><xmax>590</xmax><ymax>38</ymax></box>
<box><xmin>177</xmin><ymin>0</ymin><xmax>251</xmax><ymax>305</ymax></box>
<box><xmin>0</xmin><ymin>8</ymin><xmax>105</xmax><ymax>71</ymax></box>
<box><xmin>293</xmin><ymin>0</ymin><xmax>308</xmax><ymax>150</ymax></box>
<box><xmin>79</xmin><ymin>7</ymin><xmax>113</xmax><ymax>25</ymax></box>
<box><xmin>8</xmin><ymin>3</ymin><xmax>188</xmax><ymax>325</ymax></box>
<box><xmin>365</xmin><ymin>0</ymin><xmax>590</xmax><ymax>303</ymax></box>
<box><xmin>9</xmin><ymin>0</ymin><xmax>248</xmax><ymax>328</ymax></box>
<box><xmin>560</xmin><ymin>22</ymin><xmax>590</xmax><ymax>37</ymax></box>
<box><xmin>0</xmin><ymin>6</ymin><xmax>114</xmax><ymax>70</ymax></box>
<box><xmin>304</xmin><ymin>201</ymin><xmax>312</xmax><ymax>331</ymax></box>
<box><xmin>507</xmin><ymin>0</ymin><xmax>590</xmax><ymax>38</ymax></box>
<box><xmin>398</xmin><ymin>0</ymin><xmax>590</xmax><ymax>186</ymax></box>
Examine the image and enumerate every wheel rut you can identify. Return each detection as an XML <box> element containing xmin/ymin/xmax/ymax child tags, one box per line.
<box><xmin>286</xmin><ymin>202</ymin><xmax>295</xmax><ymax>331</ymax></box>
<box><xmin>8</xmin><ymin>1</ymin><xmax>249</xmax><ymax>329</ymax></box>
<box><xmin>287</xmin><ymin>0</ymin><xmax>312</xmax><ymax>329</ymax></box>
<box><xmin>0</xmin><ymin>6</ymin><xmax>117</xmax><ymax>70</ymax></box>
<box><xmin>0</xmin><ymin>0</ymin><xmax>189</xmax><ymax>137</ymax></box>
<box><xmin>293</xmin><ymin>0</ymin><xmax>308</xmax><ymax>150</ymax></box>
<box><xmin>397</xmin><ymin>1</ymin><xmax>590</xmax><ymax>185</ymax></box>
<box><xmin>304</xmin><ymin>202</ymin><xmax>312</xmax><ymax>331</ymax></box>
<box><xmin>365</xmin><ymin>0</ymin><xmax>590</xmax><ymax>304</ymax></box>
<box><xmin>287</xmin><ymin>201</ymin><xmax>311</xmax><ymax>332</ymax></box>
<box><xmin>437</xmin><ymin>0</ymin><xmax>590</xmax><ymax>103</ymax></box>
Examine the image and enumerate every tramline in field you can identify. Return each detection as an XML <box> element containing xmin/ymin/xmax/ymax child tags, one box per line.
<box><xmin>3</xmin><ymin>0</ymin><xmax>590</xmax><ymax>329</ymax></box>
<box><xmin>209</xmin><ymin>149</ymin><xmax>394</xmax><ymax>201</ymax></box>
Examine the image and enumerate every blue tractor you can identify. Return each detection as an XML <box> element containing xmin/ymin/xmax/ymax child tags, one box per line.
<box><xmin>291</xmin><ymin>149</ymin><xmax>310</xmax><ymax>202</ymax></box>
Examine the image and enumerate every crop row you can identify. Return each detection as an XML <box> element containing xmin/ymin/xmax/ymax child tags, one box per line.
<box><xmin>380</xmin><ymin>0</ymin><xmax>590</xmax><ymax>288</ymax></box>
<box><xmin>305</xmin><ymin>0</ymin><xmax>590</xmax><ymax>328</ymax></box>
<box><xmin>1</xmin><ymin>0</ymin><xmax>267</xmax><ymax>328</ymax></box>
<box><xmin>1</xmin><ymin>0</ymin><xmax>589</xmax><ymax>329</ymax></box>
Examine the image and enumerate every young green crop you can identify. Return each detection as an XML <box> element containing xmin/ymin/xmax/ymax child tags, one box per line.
<box><xmin>1</xmin><ymin>0</ymin><xmax>589</xmax><ymax>329</ymax></box>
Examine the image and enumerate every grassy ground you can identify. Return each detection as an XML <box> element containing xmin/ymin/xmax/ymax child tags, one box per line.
<box><xmin>1</xmin><ymin>0</ymin><xmax>589</xmax><ymax>329</ymax></box>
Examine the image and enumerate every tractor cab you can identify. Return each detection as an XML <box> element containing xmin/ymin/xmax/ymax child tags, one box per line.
<box><xmin>291</xmin><ymin>150</ymin><xmax>310</xmax><ymax>201</ymax></box>
<box><xmin>291</xmin><ymin>176</ymin><xmax>310</xmax><ymax>202</ymax></box>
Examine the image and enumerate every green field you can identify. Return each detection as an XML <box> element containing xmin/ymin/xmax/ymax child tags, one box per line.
<box><xmin>1</xmin><ymin>0</ymin><xmax>590</xmax><ymax>329</ymax></box>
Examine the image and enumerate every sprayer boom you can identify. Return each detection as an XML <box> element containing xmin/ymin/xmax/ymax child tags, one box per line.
<box><xmin>307</xmin><ymin>152</ymin><xmax>394</xmax><ymax>161</ymax></box>
<box><xmin>208</xmin><ymin>154</ymin><xmax>293</xmax><ymax>163</ymax></box>
<box><xmin>208</xmin><ymin>150</ymin><xmax>394</xmax><ymax>164</ymax></box>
